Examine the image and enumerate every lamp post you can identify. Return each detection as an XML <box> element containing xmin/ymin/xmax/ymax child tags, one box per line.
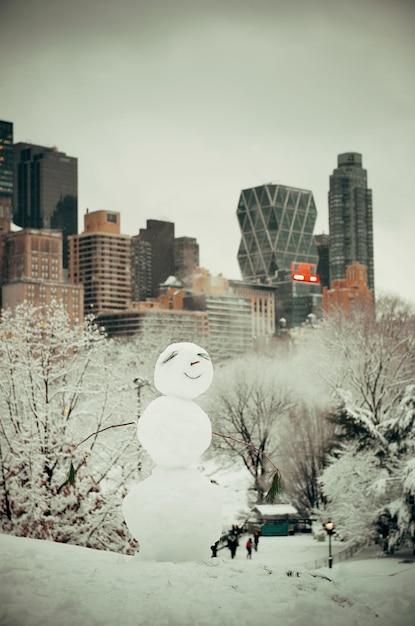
<box><xmin>133</xmin><ymin>376</ymin><xmax>148</xmax><ymax>421</ymax></box>
<box><xmin>324</xmin><ymin>520</ymin><xmax>335</xmax><ymax>568</ymax></box>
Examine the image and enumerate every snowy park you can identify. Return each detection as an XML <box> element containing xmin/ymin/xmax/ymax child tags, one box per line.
<box><xmin>1</xmin><ymin>300</ymin><xmax>415</xmax><ymax>625</ymax></box>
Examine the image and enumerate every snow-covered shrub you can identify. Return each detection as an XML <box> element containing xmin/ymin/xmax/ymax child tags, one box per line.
<box><xmin>320</xmin><ymin>444</ymin><xmax>389</xmax><ymax>543</ymax></box>
<box><xmin>0</xmin><ymin>303</ymin><xmax>147</xmax><ymax>552</ymax></box>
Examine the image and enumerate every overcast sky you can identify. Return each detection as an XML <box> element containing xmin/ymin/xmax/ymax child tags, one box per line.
<box><xmin>1</xmin><ymin>0</ymin><xmax>414</xmax><ymax>302</ymax></box>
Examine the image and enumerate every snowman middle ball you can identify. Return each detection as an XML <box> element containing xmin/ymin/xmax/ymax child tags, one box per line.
<box><xmin>138</xmin><ymin>395</ymin><xmax>212</xmax><ymax>467</ymax></box>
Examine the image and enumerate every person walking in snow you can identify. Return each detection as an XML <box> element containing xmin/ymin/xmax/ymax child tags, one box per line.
<box><xmin>246</xmin><ymin>537</ymin><xmax>253</xmax><ymax>559</ymax></box>
<box><xmin>210</xmin><ymin>541</ymin><xmax>219</xmax><ymax>558</ymax></box>
<box><xmin>253</xmin><ymin>528</ymin><xmax>261</xmax><ymax>552</ymax></box>
<box><xmin>227</xmin><ymin>532</ymin><xmax>239</xmax><ymax>559</ymax></box>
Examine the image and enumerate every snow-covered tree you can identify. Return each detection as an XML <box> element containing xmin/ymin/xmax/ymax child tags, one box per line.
<box><xmin>381</xmin><ymin>384</ymin><xmax>415</xmax><ymax>550</ymax></box>
<box><xmin>321</xmin><ymin>296</ymin><xmax>415</xmax><ymax>427</ymax></box>
<box><xmin>319</xmin><ymin>297</ymin><xmax>415</xmax><ymax>548</ymax></box>
<box><xmin>207</xmin><ymin>356</ymin><xmax>293</xmax><ymax>502</ymax></box>
<box><xmin>279</xmin><ymin>405</ymin><xmax>335</xmax><ymax>513</ymax></box>
<box><xmin>0</xmin><ymin>303</ymin><xmax>148</xmax><ymax>552</ymax></box>
<box><xmin>321</xmin><ymin>388</ymin><xmax>415</xmax><ymax>548</ymax></box>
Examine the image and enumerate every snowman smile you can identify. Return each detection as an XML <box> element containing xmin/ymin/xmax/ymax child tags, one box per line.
<box><xmin>184</xmin><ymin>372</ymin><xmax>202</xmax><ymax>380</ymax></box>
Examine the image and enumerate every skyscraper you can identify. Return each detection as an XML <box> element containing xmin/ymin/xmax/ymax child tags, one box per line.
<box><xmin>137</xmin><ymin>219</ymin><xmax>175</xmax><ymax>296</ymax></box>
<box><xmin>69</xmin><ymin>210</ymin><xmax>131</xmax><ymax>314</ymax></box>
<box><xmin>13</xmin><ymin>143</ymin><xmax>78</xmax><ymax>268</ymax></box>
<box><xmin>0</xmin><ymin>121</ymin><xmax>13</xmax><ymax>220</ymax></box>
<box><xmin>237</xmin><ymin>184</ymin><xmax>318</xmax><ymax>282</ymax></box>
<box><xmin>328</xmin><ymin>153</ymin><xmax>374</xmax><ymax>291</ymax></box>
<box><xmin>131</xmin><ymin>235</ymin><xmax>152</xmax><ymax>301</ymax></box>
<box><xmin>174</xmin><ymin>236</ymin><xmax>199</xmax><ymax>284</ymax></box>
<box><xmin>314</xmin><ymin>233</ymin><xmax>330</xmax><ymax>289</ymax></box>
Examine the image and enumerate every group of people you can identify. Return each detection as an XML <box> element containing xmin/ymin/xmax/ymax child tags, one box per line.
<box><xmin>211</xmin><ymin>525</ymin><xmax>261</xmax><ymax>559</ymax></box>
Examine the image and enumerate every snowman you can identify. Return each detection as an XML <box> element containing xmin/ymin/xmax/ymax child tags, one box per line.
<box><xmin>122</xmin><ymin>342</ymin><xmax>223</xmax><ymax>562</ymax></box>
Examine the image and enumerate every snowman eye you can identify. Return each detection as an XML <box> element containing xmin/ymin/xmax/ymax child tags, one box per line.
<box><xmin>197</xmin><ymin>352</ymin><xmax>210</xmax><ymax>361</ymax></box>
<box><xmin>162</xmin><ymin>351</ymin><xmax>178</xmax><ymax>364</ymax></box>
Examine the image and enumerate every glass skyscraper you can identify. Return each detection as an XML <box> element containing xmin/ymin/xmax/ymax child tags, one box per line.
<box><xmin>328</xmin><ymin>153</ymin><xmax>374</xmax><ymax>291</ymax></box>
<box><xmin>0</xmin><ymin>121</ymin><xmax>14</xmax><ymax>220</ymax></box>
<box><xmin>237</xmin><ymin>183</ymin><xmax>318</xmax><ymax>281</ymax></box>
<box><xmin>13</xmin><ymin>143</ymin><xmax>78</xmax><ymax>268</ymax></box>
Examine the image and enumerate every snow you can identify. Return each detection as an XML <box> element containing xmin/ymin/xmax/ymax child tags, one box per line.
<box><xmin>254</xmin><ymin>504</ymin><xmax>299</xmax><ymax>516</ymax></box>
<box><xmin>202</xmin><ymin>457</ymin><xmax>252</xmax><ymax>526</ymax></box>
<box><xmin>161</xmin><ymin>275</ymin><xmax>182</xmax><ymax>287</ymax></box>
<box><xmin>1</xmin><ymin>533</ymin><xmax>414</xmax><ymax>626</ymax></box>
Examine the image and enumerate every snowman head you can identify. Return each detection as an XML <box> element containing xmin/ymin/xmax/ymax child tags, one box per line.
<box><xmin>154</xmin><ymin>342</ymin><xmax>214</xmax><ymax>399</ymax></box>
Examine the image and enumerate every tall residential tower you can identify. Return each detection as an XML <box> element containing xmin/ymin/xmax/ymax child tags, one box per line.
<box><xmin>69</xmin><ymin>210</ymin><xmax>131</xmax><ymax>314</ymax></box>
<box><xmin>328</xmin><ymin>153</ymin><xmax>374</xmax><ymax>291</ymax></box>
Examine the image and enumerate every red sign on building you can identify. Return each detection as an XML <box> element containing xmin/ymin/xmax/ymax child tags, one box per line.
<box><xmin>290</xmin><ymin>262</ymin><xmax>320</xmax><ymax>284</ymax></box>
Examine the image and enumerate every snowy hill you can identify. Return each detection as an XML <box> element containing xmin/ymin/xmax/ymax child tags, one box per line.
<box><xmin>0</xmin><ymin>533</ymin><xmax>414</xmax><ymax>626</ymax></box>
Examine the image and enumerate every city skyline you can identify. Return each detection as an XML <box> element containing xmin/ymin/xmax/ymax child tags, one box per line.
<box><xmin>1</xmin><ymin>0</ymin><xmax>414</xmax><ymax>303</ymax></box>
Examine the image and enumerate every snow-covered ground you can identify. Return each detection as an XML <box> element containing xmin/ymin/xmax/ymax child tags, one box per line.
<box><xmin>1</xmin><ymin>532</ymin><xmax>414</xmax><ymax>626</ymax></box>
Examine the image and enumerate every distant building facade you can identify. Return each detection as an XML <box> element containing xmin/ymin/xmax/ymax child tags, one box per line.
<box><xmin>185</xmin><ymin>289</ymin><xmax>253</xmax><ymax>359</ymax></box>
<box><xmin>174</xmin><ymin>236</ymin><xmax>199</xmax><ymax>283</ymax></box>
<box><xmin>1</xmin><ymin>226</ymin><xmax>83</xmax><ymax>322</ymax></box>
<box><xmin>0</xmin><ymin>121</ymin><xmax>14</xmax><ymax>220</ymax></box>
<box><xmin>136</xmin><ymin>220</ymin><xmax>175</xmax><ymax>296</ymax></box>
<box><xmin>205</xmin><ymin>293</ymin><xmax>253</xmax><ymax>359</ymax></box>
<box><xmin>328</xmin><ymin>153</ymin><xmax>374</xmax><ymax>291</ymax></box>
<box><xmin>190</xmin><ymin>267</ymin><xmax>229</xmax><ymax>296</ymax></box>
<box><xmin>69</xmin><ymin>210</ymin><xmax>131</xmax><ymax>315</ymax></box>
<box><xmin>273</xmin><ymin>270</ymin><xmax>322</xmax><ymax>328</ymax></box>
<box><xmin>0</xmin><ymin>217</ymin><xmax>11</xmax><ymax>307</ymax></box>
<box><xmin>229</xmin><ymin>279</ymin><xmax>276</xmax><ymax>341</ymax></box>
<box><xmin>322</xmin><ymin>261</ymin><xmax>374</xmax><ymax>317</ymax></box>
<box><xmin>13</xmin><ymin>143</ymin><xmax>78</xmax><ymax>268</ymax></box>
<box><xmin>131</xmin><ymin>236</ymin><xmax>152</xmax><ymax>301</ymax></box>
<box><xmin>314</xmin><ymin>234</ymin><xmax>330</xmax><ymax>288</ymax></box>
<box><xmin>97</xmin><ymin>307</ymin><xmax>209</xmax><ymax>342</ymax></box>
<box><xmin>237</xmin><ymin>183</ymin><xmax>319</xmax><ymax>281</ymax></box>
<box><xmin>99</xmin><ymin>264</ymin><xmax>253</xmax><ymax>359</ymax></box>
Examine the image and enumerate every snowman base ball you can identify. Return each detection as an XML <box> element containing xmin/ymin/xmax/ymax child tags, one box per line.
<box><xmin>123</xmin><ymin>467</ymin><xmax>222</xmax><ymax>562</ymax></box>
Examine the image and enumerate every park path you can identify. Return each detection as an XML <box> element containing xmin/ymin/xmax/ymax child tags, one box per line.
<box><xmin>216</xmin><ymin>533</ymin><xmax>349</xmax><ymax>570</ymax></box>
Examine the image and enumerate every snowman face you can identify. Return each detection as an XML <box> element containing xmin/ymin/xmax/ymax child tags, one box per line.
<box><xmin>154</xmin><ymin>342</ymin><xmax>214</xmax><ymax>399</ymax></box>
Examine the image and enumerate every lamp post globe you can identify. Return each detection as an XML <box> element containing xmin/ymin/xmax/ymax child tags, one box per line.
<box><xmin>324</xmin><ymin>520</ymin><xmax>335</xmax><ymax>568</ymax></box>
